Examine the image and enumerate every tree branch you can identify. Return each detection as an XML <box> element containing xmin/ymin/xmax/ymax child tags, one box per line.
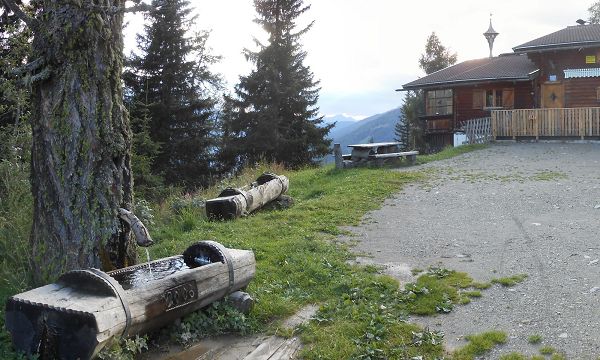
<box><xmin>2</xmin><ymin>0</ymin><xmax>37</xmax><ymax>28</ymax></box>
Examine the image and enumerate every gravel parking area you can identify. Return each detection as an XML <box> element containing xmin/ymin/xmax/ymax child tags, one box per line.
<box><xmin>348</xmin><ymin>143</ymin><xmax>600</xmax><ymax>358</ymax></box>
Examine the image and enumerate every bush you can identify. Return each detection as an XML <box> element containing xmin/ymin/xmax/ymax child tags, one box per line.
<box><xmin>0</xmin><ymin>125</ymin><xmax>33</xmax><ymax>291</ymax></box>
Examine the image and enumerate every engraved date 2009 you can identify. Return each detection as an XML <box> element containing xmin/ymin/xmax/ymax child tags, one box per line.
<box><xmin>164</xmin><ymin>281</ymin><xmax>198</xmax><ymax>311</ymax></box>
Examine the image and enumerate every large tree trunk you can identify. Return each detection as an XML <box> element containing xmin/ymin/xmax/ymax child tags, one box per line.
<box><xmin>29</xmin><ymin>1</ymin><xmax>135</xmax><ymax>284</ymax></box>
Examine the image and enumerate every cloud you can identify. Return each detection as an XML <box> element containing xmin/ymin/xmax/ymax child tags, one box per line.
<box><xmin>125</xmin><ymin>0</ymin><xmax>587</xmax><ymax>118</ymax></box>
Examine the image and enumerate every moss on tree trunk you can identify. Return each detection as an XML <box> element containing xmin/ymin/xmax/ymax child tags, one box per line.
<box><xmin>29</xmin><ymin>1</ymin><xmax>135</xmax><ymax>284</ymax></box>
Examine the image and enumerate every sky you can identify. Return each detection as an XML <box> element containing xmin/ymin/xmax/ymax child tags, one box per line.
<box><xmin>124</xmin><ymin>0</ymin><xmax>591</xmax><ymax>120</ymax></box>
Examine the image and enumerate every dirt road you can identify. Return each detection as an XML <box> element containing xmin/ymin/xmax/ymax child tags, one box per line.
<box><xmin>348</xmin><ymin>143</ymin><xmax>600</xmax><ymax>358</ymax></box>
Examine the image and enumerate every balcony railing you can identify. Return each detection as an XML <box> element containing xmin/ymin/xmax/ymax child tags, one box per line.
<box><xmin>492</xmin><ymin>108</ymin><xmax>600</xmax><ymax>139</ymax></box>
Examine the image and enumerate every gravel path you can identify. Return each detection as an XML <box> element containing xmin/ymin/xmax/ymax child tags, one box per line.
<box><xmin>347</xmin><ymin>143</ymin><xmax>600</xmax><ymax>359</ymax></box>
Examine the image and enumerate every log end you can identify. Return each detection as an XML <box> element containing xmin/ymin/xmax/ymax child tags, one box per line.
<box><xmin>5</xmin><ymin>297</ymin><xmax>99</xmax><ymax>360</ymax></box>
<box><xmin>205</xmin><ymin>196</ymin><xmax>243</xmax><ymax>221</ymax></box>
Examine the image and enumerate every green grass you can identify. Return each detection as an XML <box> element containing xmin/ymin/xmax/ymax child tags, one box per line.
<box><xmin>540</xmin><ymin>345</ymin><xmax>556</xmax><ymax>355</ymax></box>
<box><xmin>531</xmin><ymin>170</ymin><xmax>568</xmax><ymax>181</ymax></box>
<box><xmin>402</xmin><ymin>267</ymin><xmax>483</xmax><ymax>315</ymax></box>
<box><xmin>528</xmin><ymin>334</ymin><xmax>543</xmax><ymax>344</ymax></box>
<box><xmin>0</xmin><ymin>145</ymin><xmax>487</xmax><ymax>358</ymax></box>
<box><xmin>492</xmin><ymin>274</ymin><xmax>528</xmax><ymax>287</ymax></box>
<box><xmin>451</xmin><ymin>330</ymin><xmax>507</xmax><ymax>360</ymax></box>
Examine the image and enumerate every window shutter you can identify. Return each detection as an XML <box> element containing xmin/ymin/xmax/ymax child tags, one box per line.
<box><xmin>472</xmin><ymin>90</ymin><xmax>483</xmax><ymax>109</ymax></box>
<box><xmin>502</xmin><ymin>89</ymin><xmax>514</xmax><ymax>109</ymax></box>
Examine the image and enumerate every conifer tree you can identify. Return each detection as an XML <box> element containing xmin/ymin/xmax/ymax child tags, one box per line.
<box><xmin>1</xmin><ymin>0</ymin><xmax>153</xmax><ymax>281</ymax></box>
<box><xmin>125</xmin><ymin>0</ymin><xmax>221</xmax><ymax>190</ymax></box>
<box><xmin>396</xmin><ymin>33</ymin><xmax>456</xmax><ymax>153</ymax></box>
<box><xmin>0</xmin><ymin>2</ymin><xmax>31</xmax><ymax>130</ymax></box>
<box><xmin>221</xmin><ymin>0</ymin><xmax>332</xmax><ymax>169</ymax></box>
<box><xmin>589</xmin><ymin>1</ymin><xmax>600</xmax><ymax>24</ymax></box>
<box><xmin>395</xmin><ymin>90</ymin><xmax>425</xmax><ymax>151</ymax></box>
<box><xmin>419</xmin><ymin>32</ymin><xmax>457</xmax><ymax>75</ymax></box>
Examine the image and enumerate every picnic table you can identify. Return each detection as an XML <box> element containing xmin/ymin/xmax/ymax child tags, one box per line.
<box><xmin>347</xmin><ymin>142</ymin><xmax>402</xmax><ymax>161</ymax></box>
<box><xmin>334</xmin><ymin>142</ymin><xmax>418</xmax><ymax>168</ymax></box>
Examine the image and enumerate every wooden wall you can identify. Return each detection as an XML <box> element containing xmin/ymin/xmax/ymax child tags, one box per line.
<box><xmin>565</xmin><ymin>78</ymin><xmax>600</xmax><ymax>108</ymax></box>
<box><xmin>527</xmin><ymin>49</ymin><xmax>600</xmax><ymax>108</ymax></box>
<box><xmin>453</xmin><ymin>81</ymin><xmax>535</xmax><ymax>124</ymax></box>
<box><xmin>527</xmin><ymin>49</ymin><xmax>600</xmax><ymax>83</ymax></box>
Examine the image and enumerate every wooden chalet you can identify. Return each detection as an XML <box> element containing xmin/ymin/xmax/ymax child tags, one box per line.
<box><xmin>401</xmin><ymin>23</ymin><xmax>600</xmax><ymax>148</ymax></box>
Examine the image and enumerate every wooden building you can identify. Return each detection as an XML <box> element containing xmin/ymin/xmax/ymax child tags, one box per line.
<box><xmin>401</xmin><ymin>23</ymin><xmax>600</xmax><ymax>148</ymax></box>
<box><xmin>513</xmin><ymin>24</ymin><xmax>600</xmax><ymax>109</ymax></box>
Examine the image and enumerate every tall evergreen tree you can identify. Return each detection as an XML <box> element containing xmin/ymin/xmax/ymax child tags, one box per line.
<box><xmin>1</xmin><ymin>0</ymin><xmax>155</xmax><ymax>282</ymax></box>
<box><xmin>0</xmin><ymin>2</ymin><xmax>31</xmax><ymax>131</ymax></box>
<box><xmin>395</xmin><ymin>90</ymin><xmax>425</xmax><ymax>151</ymax></box>
<box><xmin>396</xmin><ymin>33</ymin><xmax>456</xmax><ymax>153</ymax></box>
<box><xmin>125</xmin><ymin>0</ymin><xmax>221</xmax><ymax>190</ymax></box>
<box><xmin>419</xmin><ymin>32</ymin><xmax>457</xmax><ymax>75</ymax></box>
<box><xmin>221</xmin><ymin>0</ymin><xmax>332</xmax><ymax>169</ymax></box>
<box><xmin>589</xmin><ymin>1</ymin><xmax>600</xmax><ymax>24</ymax></box>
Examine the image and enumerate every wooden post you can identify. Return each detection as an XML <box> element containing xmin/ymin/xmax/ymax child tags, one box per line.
<box><xmin>206</xmin><ymin>173</ymin><xmax>290</xmax><ymax>220</ymax></box>
<box><xmin>491</xmin><ymin>111</ymin><xmax>497</xmax><ymax>141</ymax></box>
<box><xmin>333</xmin><ymin>143</ymin><xmax>343</xmax><ymax>169</ymax></box>
<box><xmin>580</xmin><ymin>110</ymin><xmax>585</xmax><ymax>140</ymax></box>
<box><xmin>5</xmin><ymin>241</ymin><xmax>256</xmax><ymax>360</ymax></box>
<box><xmin>512</xmin><ymin>111</ymin><xmax>517</xmax><ymax>140</ymax></box>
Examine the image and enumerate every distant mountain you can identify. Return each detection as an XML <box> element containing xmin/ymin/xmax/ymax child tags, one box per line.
<box><xmin>322</xmin><ymin>108</ymin><xmax>403</xmax><ymax>163</ymax></box>
<box><xmin>334</xmin><ymin>108</ymin><xmax>402</xmax><ymax>151</ymax></box>
<box><xmin>323</xmin><ymin>114</ymin><xmax>360</xmax><ymax>140</ymax></box>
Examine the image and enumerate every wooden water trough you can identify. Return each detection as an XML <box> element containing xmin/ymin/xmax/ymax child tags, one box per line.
<box><xmin>206</xmin><ymin>173</ymin><xmax>290</xmax><ymax>220</ymax></box>
<box><xmin>4</xmin><ymin>241</ymin><xmax>255</xmax><ymax>360</ymax></box>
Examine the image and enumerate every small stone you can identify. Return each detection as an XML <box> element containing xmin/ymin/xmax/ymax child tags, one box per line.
<box><xmin>590</xmin><ymin>287</ymin><xmax>600</xmax><ymax>294</ymax></box>
<box><xmin>558</xmin><ymin>332</ymin><xmax>568</xmax><ymax>338</ymax></box>
<box><xmin>594</xmin><ymin>204</ymin><xmax>600</xmax><ymax>209</ymax></box>
<box><xmin>588</xmin><ymin>259</ymin><xmax>599</xmax><ymax>266</ymax></box>
<box><xmin>531</xmin><ymin>222</ymin><xmax>541</xmax><ymax>226</ymax></box>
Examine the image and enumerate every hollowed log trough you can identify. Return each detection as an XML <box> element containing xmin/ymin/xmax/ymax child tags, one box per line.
<box><xmin>206</xmin><ymin>173</ymin><xmax>289</xmax><ymax>220</ymax></box>
<box><xmin>5</xmin><ymin>241</ymin><xmax>255</xmax><ymax>360</ymax></box>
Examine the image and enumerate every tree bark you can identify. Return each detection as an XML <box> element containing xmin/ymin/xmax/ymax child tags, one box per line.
<box><xmin>29</xmin><ymin>1</ymin><xmax>135</xmax><ymax>284</ymax></box>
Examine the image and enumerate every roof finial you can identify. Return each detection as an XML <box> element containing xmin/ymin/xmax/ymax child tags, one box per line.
<box><xmin>484</xmin><ymin>13</ymin><xmax>499</xmax><ymax>58</ymax></box>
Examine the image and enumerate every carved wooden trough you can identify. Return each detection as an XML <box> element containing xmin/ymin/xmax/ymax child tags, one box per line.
<box><xmin>5</xmin><ymin>241</ymin><xmax>255</xmax><ymax>360</ymax></box>
<box><xmin>206</xmin><ymin>173</ymin><xmax>289</xmax><ymax>220</ymax></box>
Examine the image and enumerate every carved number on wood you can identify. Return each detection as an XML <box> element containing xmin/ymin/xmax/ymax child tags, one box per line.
<box><xmin>164</xmin><ymin>280</ymin><xmax>198</xmax><ymax>311</ymax></box>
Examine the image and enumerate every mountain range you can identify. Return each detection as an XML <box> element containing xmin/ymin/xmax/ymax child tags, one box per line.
<box><xmin>323</xmin><ymin>108</ymin><xmax>402</xmax><ymax>159</ymax></box>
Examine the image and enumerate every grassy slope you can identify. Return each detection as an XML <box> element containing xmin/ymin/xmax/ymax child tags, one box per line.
<box><xmin>0</xmin><ymin>145</ymin><xmax>488</xmax><ymax>359</ymax></box>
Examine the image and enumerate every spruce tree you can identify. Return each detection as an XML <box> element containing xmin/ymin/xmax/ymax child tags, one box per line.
<box><xmin>590</xmin><ymin>1</ymin><xmax>600</xmax><ymax>24</ymax></box>
<box><xmin>125</xmin><ymin>0</ymin><xmax>221</xmax><ymax>190</ymax></box>
<box><xmin>419</xmin><ymin>32</ymin><xmax>457</xmax><ymax>75</ymax></box>
<box><xmin>396</xmin><ymin>33</ymin><xmax>456</xmax><ymax>153</ymax></box>
<box><xmin>396</xmin><ymin>90</ymin><xmax>425</xmax><ymax>151</ymax></box>
<box><xmin>221</xmin><ymin>0</ymin><xmax>332</xmax><ymax>169</ymax></box>
<box><xmin>0</xmin><ymin>2</ymin><xmax>31</xmax><ymax>130</ymax></box>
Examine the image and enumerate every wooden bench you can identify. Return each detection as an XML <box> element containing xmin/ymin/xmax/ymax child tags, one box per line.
<box><xmin>369</xmin><ymin>151</ymin><xmax>418</xmax><ymax>165</ymax></box>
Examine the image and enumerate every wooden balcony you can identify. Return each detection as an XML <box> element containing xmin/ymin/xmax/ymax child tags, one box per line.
<box><xmin>492</xmin><ymin>107</ymin><xmax>600</xmax><ymax>140</ymax></box>
<box><xmin>426</xmin><ymin>118</ymin><xmax>453</xmax><ymax>133</ymax></box>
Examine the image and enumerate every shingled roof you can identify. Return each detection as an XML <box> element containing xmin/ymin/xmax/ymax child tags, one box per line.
<box><xmin>513</xmin><ymin>24</ymin><xmax>600</xmax><ymax>52</ymax></box>
<box><xmin>402</xmin><ymin>53</ymin><xmax>538</xmax><ymax>90</ymax></box>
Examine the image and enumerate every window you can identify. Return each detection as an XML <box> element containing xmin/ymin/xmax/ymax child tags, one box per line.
<box><xmin>473</xmin><ymin>88</ymin><xmax>514</xmax><ymax>109</ymax></box>
<box><xmin>425</xmin><ymin>89</ymin><xmax>453</xmax><ymax>116</ymax></box>
<box><xmin>485</xmin><ymin>89</ymin><xmax>503</xmax><ymax>107</ymax></box>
